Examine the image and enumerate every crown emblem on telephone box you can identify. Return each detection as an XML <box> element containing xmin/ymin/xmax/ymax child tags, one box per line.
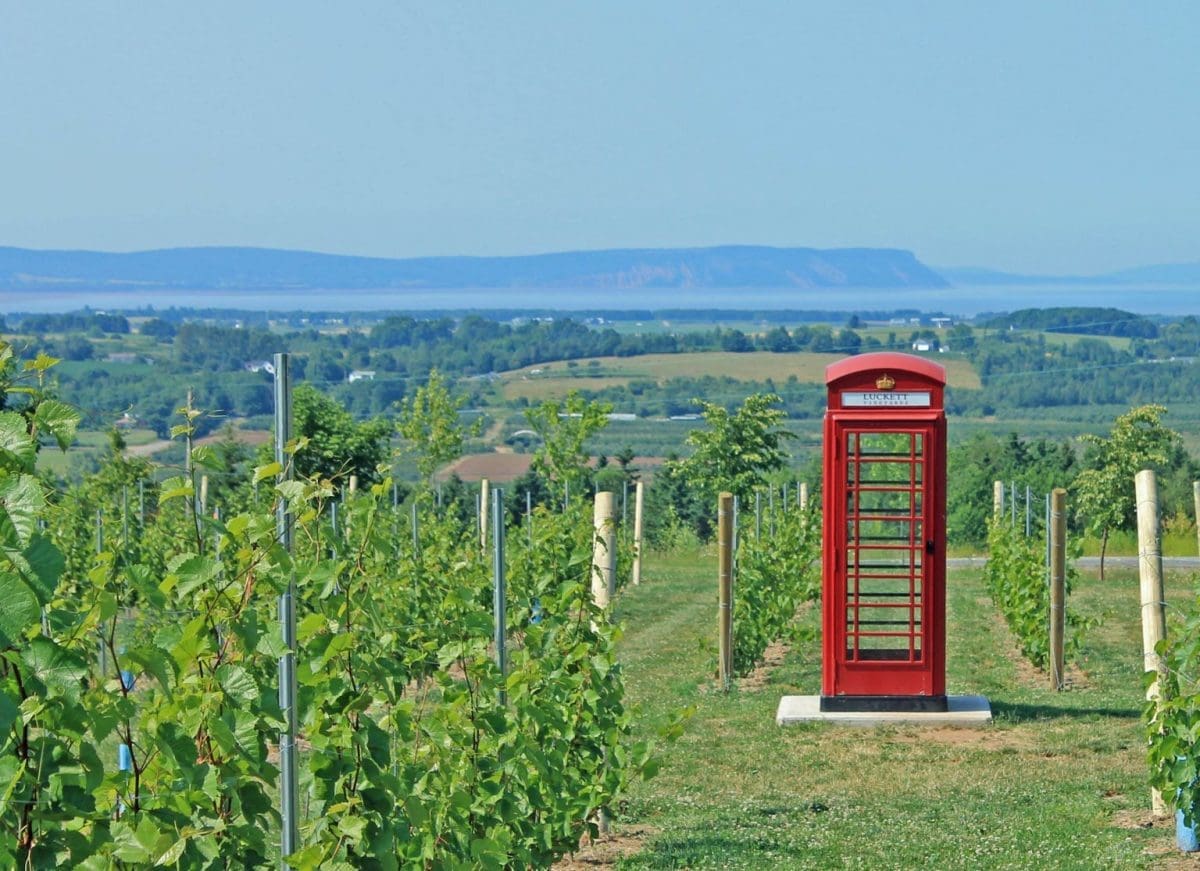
<box><xmin>875</xmin><ymin>373</ymin><xmax>896</xmax><ymax>390</ymax></box>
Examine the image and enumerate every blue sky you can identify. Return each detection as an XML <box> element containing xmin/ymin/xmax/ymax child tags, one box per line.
<box><xmin>1</xmin><ymin>3</ymin><xmax>1196</xmax><ymax>273</ymax></box>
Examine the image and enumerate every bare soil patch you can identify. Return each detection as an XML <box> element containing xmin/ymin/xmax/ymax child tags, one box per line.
<box><xmin>1112</xmin><ymin>809</ymin><xmax>1200</xmax><ymax>869</ymax></box>
<box><xmin>887</xmin><ymin>725</ymin><xmax>1031</xmax><ymax>751</ymax></box>
<box><xmin>552</xmin><ymin>825</ymin><xmax>659</xmax><ymax>869</ymax></box>
<box><xmin>988</xmin><ymin>608</ymin><xmax>1091</xmax><ymax>690</ymax></box>
<box><xmin>739</xmin><ymin>638</ymin><xmax>791</xmax><ymax>692</ymax></box>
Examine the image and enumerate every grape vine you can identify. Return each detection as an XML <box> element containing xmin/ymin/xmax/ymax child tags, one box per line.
<box><xmin>0</xmin><ymin>343</ymin><xmax>666</xmax><ymax>869</ymax></box>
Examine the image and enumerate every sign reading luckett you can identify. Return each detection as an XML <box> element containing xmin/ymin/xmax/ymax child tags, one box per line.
<box><xmin>841</xmin><ymin>391</ymin><xmax>931</xmax><ymax>408</ymax></box>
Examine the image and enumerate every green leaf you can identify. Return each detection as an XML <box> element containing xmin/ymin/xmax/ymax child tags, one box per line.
<box><xmin>158</xmin><ymin>476</ymin><xmax>193</xmax><ymax>504</ymax></box>
<box><xmin>154</xmin><ymin>837</ymin><xmax>188</xmax><ymax>866</ymax></box>
<box><xmin>21</xmin><ymin>637</ymin><xmax>87</xmax><ymax>701</ymax></box>
<box><xmin>32</xmin><ymin>399</ymin><xmax>80</xmax><ymax>451</ymax></box>
<box><xmin>171</xmin><ymin>555</ymin><xmax>220</xmax><ymax>597</ymax></box>
<box><xmin>0</xmin><ymin>687</ymin><xmax>19</xmax><ymax>738</ymax></box>
<box><xmin>125</xmin><ymin>647</ymin><xmax>175</xmax><ymax>694</ymax></box>
<box><xmin>216</xmin><ymin>664</ymin><xmax>259</xmax><ymax>706</ymax></box>
<box><xmin>111</xmin><ymin>819</ymin><xmax>152</xmax><ymax>863</ymax></box>
<box><xmin>0</xmin><ymin>413</ymin><xmax>35</xmax><ymax>472</ymax></box>
<box><xmin>0</xmin><ymin>571</ymin><xmax>40</xmax><ymax>647</ymax></box>
<box><xmin>20</xmin><ymin>534</ymin><xmax>63</xmax><ymax>604</ymax></box>
<box><xmin>254</xmin><ymin>461</ymin><xmax>282</xmax><ymax>483</ymax></box>
<box><xmin>191</xmin><ymin>444</ymin><xmax>222</xmax><ymax>470</ymax></box>
<box><xmin>207</xmin><ymin>715</ymin><xmax>239</xmax><ymax>755</ymax></box>
<box><xmin>0</xmin><ymin>472</ymin><xmax>43</xmax><ymax>544</ymax></box>
<box><xmin>336</xmin><ymin>815</ymin><xmax>368</xmax><ymax>841</ymax></box>
<box><xmin>297</xmin><ymin>612</ymin><xmax>327</xmax><ymax>642</ymax></box>
<box><xmin>470</xmin><ymin>836</ymin><xmax>507</xmax><ymax>866</ymax></box>
<box><xmin>22</xmin><ymin>352</ymin><xmax>60</xmax><ymax>373</ymax></box>
<box><xmin>276</xmin><ymin>480</ymin><xmax>307</xmax><ymax>502</ymax></box>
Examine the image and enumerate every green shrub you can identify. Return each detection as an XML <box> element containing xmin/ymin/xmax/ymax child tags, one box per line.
<box><xmin>983</xmin><ymin>517</ymin><xmax>1088</xmax><ymax>669</ymax></box>
<box><xmin>731</xmin><ymin>505</ymin><xmax>821</xmax><ymax>675</ymax></box>
<box><xmin>1146</xmin><ymin>575</ymin><xmax>1200</xmax><ymax>828</ymax></box>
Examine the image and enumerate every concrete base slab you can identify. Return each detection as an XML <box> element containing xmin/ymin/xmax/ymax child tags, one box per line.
<box><xmin>776</xmin><ymin>694</ymin><xmax>992</xmax><ymax>727</ymax></box>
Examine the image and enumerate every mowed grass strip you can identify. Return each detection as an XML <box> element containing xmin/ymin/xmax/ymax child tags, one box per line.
<box><xmin>609</xmin><ymin>547</ymin><xmax>1175</xmax><ymax>869</ymax></box>
<box><xmin>500</xmin><ymin>352</ymin><xmax>981</xmax><ymax>402</ymax></box>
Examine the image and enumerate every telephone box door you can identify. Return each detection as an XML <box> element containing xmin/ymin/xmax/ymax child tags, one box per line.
<box><xmin>828</xmin><ymin>422</ymin><xmax>943</xmax><ymax>700</ymax></box>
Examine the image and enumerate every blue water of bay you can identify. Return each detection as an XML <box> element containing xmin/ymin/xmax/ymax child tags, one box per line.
<box><xmin>3</xmin><ymin>283</ymin><xmax>1197</xmax><ymax>316</ymax></box>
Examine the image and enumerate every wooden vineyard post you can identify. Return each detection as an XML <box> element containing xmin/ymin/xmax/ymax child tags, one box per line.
<box><xmin>480</xmin><ymin>478</ymin><xmax>490</xmax><ymax>554</ymax></box>
<box><xmin>993</xmin><ymin>480</ymin><xmax>1004</xmax><ymax>517</ymax></box>
<box><xmin>1136</xmin><ymin>469</ymin><xmax>1169</xmax><ymax>817</ymax></box>
<box><xmin>590</xmin><ymin>491</ymin><xmax>616</xmax><ymax>836</ymax></box>
<box><xmin>718</xmin><ymin>492</ymin><xmax>734</xmax><ymax>692</ymax></box>
<box><xmin>799</xmin><ymin>481</ymin><xmax>808</xmax><ymax>510</ymax></box>
<box><xmin>592</xmin><ymin>491</ymin><xmax>616</xmax><ymax>608</ymax></box>
<box><xmin>1193</xmin><ymin>481</ymin><xmax>1200</xmax><ymax>557</ymax></box>
<box><xmin>632</xmin><ymin>481</ymin><xmax>644</xmax><ymax>586</ymax></box>
<box><xmin>348</xmin><ymin>474</ymin><xmax>358</xmax><ymax>494</ymax></box>
<box><xmin>199</xmin><ymin>474</ymin><xmax>209</xmax><ymax>515</ymax></box>
<box><xmin>1048</xmin><ymin>488</ymin><xmax>1066</xmax><ymax>691</ymax></box>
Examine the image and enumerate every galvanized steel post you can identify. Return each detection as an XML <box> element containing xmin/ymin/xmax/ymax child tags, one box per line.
<box><xmin>274</xmin><ymin>353</ymin><xmax>299</xmax><ymax>867</ymax></box>
<box><xmin>492</xmin><ymin>488</ymin><xmax>506</xmax><ymax>705</ymax></box>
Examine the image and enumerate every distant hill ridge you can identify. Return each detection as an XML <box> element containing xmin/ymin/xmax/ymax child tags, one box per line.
<box><xmin>0</xmin><ymin>244</ymin><xmax>948</xmax><ymax>291</ymax></box>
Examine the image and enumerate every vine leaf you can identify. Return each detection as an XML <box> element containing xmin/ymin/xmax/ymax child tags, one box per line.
<box><xmin>0</xmin><ymin>571</ymin><xmax>39</xmax><ymax>648</ymax></box>
<box><xmin>0</xmin><ymin>473</ymin><xmax>42</xmax><ymax>545</ymax></box>
<box><xmin>20</xmin><ymin>638</ymin><xmax>87</xmax><ymax>702</ymax></box>
<box><xmin>0</xmin><ymin>413</ymin><xmax>35</xmax><ymax>472</ymax></box>
<box><xmin>216</xmin><ymin>664</ymin><xmax>258</xmax><ymax>706</ymax></box>
<box><xmin>32</xmin><ymin>399</ymin><xmax>80</xmax><ymax>452</ymax></box>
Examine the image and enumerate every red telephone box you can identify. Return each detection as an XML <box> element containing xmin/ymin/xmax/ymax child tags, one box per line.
<box><xmin>821</xmin><ymin>352</ymin><xmax>947</xmax><ymax>712</ymax></box>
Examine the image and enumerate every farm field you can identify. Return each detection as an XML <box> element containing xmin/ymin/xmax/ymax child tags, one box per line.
<box><xmin>498</xmin><ymin>352</ymin><xmax>982</xmax><ymax>402</ymax></box>
<box><xmin>34</xmin><ymin>427</ymin><xmax>159</xmax><ymax>475</ymax></box>
<box><xmin>601</xmin><ymin>549</ymin><xmax>1193</xmax><ymax>869</ymax></box>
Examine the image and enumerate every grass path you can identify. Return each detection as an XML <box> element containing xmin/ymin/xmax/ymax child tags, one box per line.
<box><xmin>607</xmin><ymin>548</ymin><xmax>1189</xmax><ymax>869</ymax></box>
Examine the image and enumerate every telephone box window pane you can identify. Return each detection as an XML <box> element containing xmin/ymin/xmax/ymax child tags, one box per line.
<box><xmin>849</xmin><ymin>518</ymin><xmax>921</xmax><ymax>542</ymax></box>
<box><xmin>851</xmin><ymin>459</ymin><xmax>923</xmax><ymax>485</ymax></box>
<box><xmin>850</xmin><ymin>490</ymin><xmax>922</xmax><ymax>515</ymax></box>
<box><xmin>856</xmin><ymin>432</ymin><xmax>914</xmax><ymax>455</ymax></box>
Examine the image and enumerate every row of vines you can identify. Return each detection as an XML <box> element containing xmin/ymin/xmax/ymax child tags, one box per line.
<box><xmin>983</xmin><ymin>516</ymin><xmax>1087</xmax><ymax>670</ymax></box>
<box><xmin>1148</xmin><ymin>582</ymin><xmax>1200</xmax><ymax>829</ymax></box>
<box><xmin>1</xmin><ymin>345</ymin><xmax>670</xmax><ymax>869</ymax></box>
<box><xmin>982</xmin><ymin>484</ymin><xmax>1200</xmax><ymax>829</ymax></box>
<box><xmin>732</xmin><ymin>503</ymin><xmax>821</xmax><ymax>675</ymax></box>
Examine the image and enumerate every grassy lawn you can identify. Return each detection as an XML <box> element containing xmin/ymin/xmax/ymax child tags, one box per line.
<box><xmin>499</xmin><ymin>352</ymin><xmax>981</xmax><ymax>402</ymax></box>
<box><xmin>605</xmin><ymin>548</ymin><xmax>1191</xmax><ymax>869</ymax></box>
